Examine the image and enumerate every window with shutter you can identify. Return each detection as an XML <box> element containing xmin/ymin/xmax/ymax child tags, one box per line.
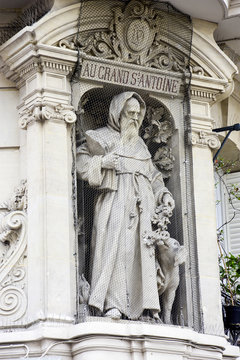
<box><xmin>221</xmin><ymin>172</ymin><xmax>240</xmax><ymax>256</ymax></box>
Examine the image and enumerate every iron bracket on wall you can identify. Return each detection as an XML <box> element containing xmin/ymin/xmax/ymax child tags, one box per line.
<box><xmin>212</xmin><ymin>123</ymin><xmax>240</xmax><ymax>163</ymax></box>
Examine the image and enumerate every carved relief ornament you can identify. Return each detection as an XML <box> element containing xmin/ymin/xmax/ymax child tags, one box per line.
<box><xmin>142</xmin><ymin>105</ymin><xmax>175</xmax><ymax>179</ymax></box>
<box><xmin>191</xmin><ymin>131</ymin><xmax>220</xmax><ymax>149</ymax></box>
<box><xmin>19</xmin><ymin>103</ymin><xmax>77</xmax><ymax>129</ymax></box>
<box><xmin>0</xmin><ymin>180</ymin><xmax>27</xmax><ymax>323</ymax></box>
<box><xmin>59</xmin><ymin>0</ymin><xmax>188</xmax><ymax>72</ymax></box>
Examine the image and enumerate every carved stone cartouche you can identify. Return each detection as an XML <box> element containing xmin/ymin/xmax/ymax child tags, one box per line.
<box><xmin>59</xmin><ymin>0</ymin><xmax>188</xmax><ymax>72</ymax></box>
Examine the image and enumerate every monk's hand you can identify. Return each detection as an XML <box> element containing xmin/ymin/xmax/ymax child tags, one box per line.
<box><xmin>162</xmin><ymin>193</ymin><xmax>175</xmax><ymax>211</ymax></box>
<box><xmin>101</xmin><ymin>153</ymin><xmax>119</xmax><ymax>169</ymax></box>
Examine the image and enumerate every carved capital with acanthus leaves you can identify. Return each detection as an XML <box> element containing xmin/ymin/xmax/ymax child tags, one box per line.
<box><xmin>190</xmin><ymin>131</ymin><xmax>220</xmax><ymax>149</ymax></box>
<box><xmin>19</xmin><ymin>103</ymin><xmax>77</xmax><ymax>129</ymax></box>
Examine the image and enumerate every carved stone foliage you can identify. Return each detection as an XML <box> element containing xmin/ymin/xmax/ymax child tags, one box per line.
<box><xmin>59</xmin><ymin>0</ymin><xmax>188</xmax><ymax>72</ymax></box>
<box><xmin>0</xmin><ymin>180</ymin><xmax>27</xmax><ymax>323</ymax></box>
<box><xmin>142</xmin><ymin>105</ymin><xmax>175</xmax><ymax>179</ymax></box>
<box><xmin>191</xmin><ymin>130</ymin><xmax>220</xmax><ymax>149</ymax></box>
<box><xmin>143</xmin><ymin>203</ymin><xmax>173</xmax><ymax>256</ymax></box>
<box><xmin>19</xmin><ymin>103</ymin><xmax>77</xmax><ymax>129</ymax></box>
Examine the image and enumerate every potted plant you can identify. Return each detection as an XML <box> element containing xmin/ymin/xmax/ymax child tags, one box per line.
<box><xmin>214</xmin><ymin>158</ymin><xmax>240</xmax><ymax>342</ymax></box>
<box><xmin>219</xmin><ymin>251</ymin><xmax>240</xmax><ymax>336</ymax></box>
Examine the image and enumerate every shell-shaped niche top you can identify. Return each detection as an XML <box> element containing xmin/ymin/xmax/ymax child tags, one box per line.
<box><xmin>58</xmin><ymin>0</ymin><xmax>192</xmax><ymax>73</ymax></box>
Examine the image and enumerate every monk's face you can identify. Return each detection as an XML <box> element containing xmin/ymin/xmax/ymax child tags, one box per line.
<box><xmin>121</xmin><ymin>98</ymin><xmax>141</xmax><ymax>127</ymax></box>
<box><xmin>120</xmin><ymin>98</ymin><xmax>141</xmax><ymax>143</ymax></box>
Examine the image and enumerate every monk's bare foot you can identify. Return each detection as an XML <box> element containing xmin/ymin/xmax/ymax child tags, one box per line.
<box><xmin>152</xmin><ymin>311</ymin><xmax>162</xmax><ymax>323</ymax></box>
<box><xmin>105</xmin><ymin>308</ymin><xmax>121</xmax><ymax>320</ymax></box>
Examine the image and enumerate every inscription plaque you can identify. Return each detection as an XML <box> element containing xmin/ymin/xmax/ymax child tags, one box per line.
<box><xmin>81</xmin><ymin>59</ymin><xmax>181</xmax><ymax>95</ymax></box>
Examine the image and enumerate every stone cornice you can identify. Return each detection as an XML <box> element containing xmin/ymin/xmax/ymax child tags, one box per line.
<box><xmin>190</xmin><ymin>87</ymin><xmax>218</xmax><ymax>102</ymax></box>
<box><xmin>190</xmin><ymin>130</ymin><xmax>220</xmax><ymax>149</ymax></box>
<box><xmin>192</xmin><ymin>20</ymin><xmax>238</xmax><ymax>81</ymax></box>
<box><xmin>19</xmin><ymin>103</ymin><xmax>76</xmax><ymax>129</ymax></box>
<box><xmin>0</xmin><ymin>36</ymin><xmax>77</xmax><ymax>85</ymax></box>
<box><xmin>190</xmin><ymin>78</ymin><xmax>234</xmax><ymax>103</ymax></box>
<box><xmin>231</xmin><ymin>78</ymin><xmax>240</xmax><ymax>103</ymax></box>
<box><xmin>0</xmin><ymin>320</ymin><xmax>235</xmax><ymax>352</ymax></box>
<box><xmin>16</xmin><ymin>56</ymin><xmax>75</xmax><ymax>86</ymax></box>
<box><xmin>0</xmin><ymin>2</ymin><xmax>236</xmax><ymax>112</ymax></box>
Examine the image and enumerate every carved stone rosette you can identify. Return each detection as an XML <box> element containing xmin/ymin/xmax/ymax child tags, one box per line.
<box><xmin>191</xmin><ymin>131</ymin><xmax>220</xmax><ymax>149</ymax></box>
<box><xmin>0</xmin><ymin>181</ymin><xmax>27</xmax><ymax>324</ymax></box>
<box><xmin>19</xmin><ymin>103</ymin><xmax>77</xmax><ymax>129</ymax></box>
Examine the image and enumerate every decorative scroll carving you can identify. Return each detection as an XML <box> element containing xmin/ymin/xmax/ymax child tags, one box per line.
<box><xmin>59</xmin><ymin>0</ymin><xmax>188</xmax><ymax>72</ymax></box>
<box><xmin>0</xmin><ymin>180</ymin><xmax>27</xmax><ymax>322</ymax></box>
<box><xmin>19</xmin><ymin>103</ymin><xmax>77</xmax><ymax>129</ymax></box>
<box><xmin>191</xmin><ymin>131</ymin><xmax>220</xmax><ymax>149</ymax></box>
<box><xmin>0</xmin><ymin>284</ymin><xmax>27</xmax><ymax>321</ymax></box>
<box><xmin>0</xmin><ymin>179</ymin><xmax>27</xmax><ymax>214</ymax></box>
<box><xmin>191</xmin><ymin>65</ymin><xmax>205</xmax><ymax>76</ymax></box>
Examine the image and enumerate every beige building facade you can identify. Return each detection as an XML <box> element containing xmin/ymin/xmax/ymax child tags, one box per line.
<box><xmin>0</xmin><ymin>0</ymin><xmax>240</xmax><ymax>359</ymax></box>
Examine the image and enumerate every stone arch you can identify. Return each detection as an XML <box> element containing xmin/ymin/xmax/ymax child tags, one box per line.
<box><xmin>16</xmin><ymin>1</ymin><xmax>235</xmax><ymax>89</ymax></box>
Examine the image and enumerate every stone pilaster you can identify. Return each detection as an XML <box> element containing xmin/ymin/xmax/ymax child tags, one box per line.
<box><xmin>4</xmin><ymin>43</ymin><xmax>78</xmax><ymax>325</ymax></box>
<box><xmin>190</xmin><ymin>94</ymin><xmax>223</xmax><ymax>335</ymax></box>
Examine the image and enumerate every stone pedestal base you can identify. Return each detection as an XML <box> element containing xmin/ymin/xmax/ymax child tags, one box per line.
<box><xmin>0</xmin><ymin>321</ymin><xmax>239</xmax><ymax>359</ymax></box>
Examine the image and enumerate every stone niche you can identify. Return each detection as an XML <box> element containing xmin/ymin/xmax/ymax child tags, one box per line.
<box><xmin>1</xmin><ymin>0</ymin><xmax>240</xmax><ymax>358</ymax></box>
<box><xmin>71</xmin><ymin>0</ymin><xmax>200</xmax><ymax>329</ymax></box>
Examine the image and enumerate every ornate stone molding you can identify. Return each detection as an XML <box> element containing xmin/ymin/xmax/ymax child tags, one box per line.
<box><xmin>19</xmin><ymin>60</ymin><xmax>40</xmax><ymax>79</ymax></box>
<box><xmin>18</xmin><ymin>57</ymin><xmax>74</xmax><ymax>82</ymax></box>
<box><xmin>40</xmin><ymin>59</ymin><xmax>73</xmax><ymax>74</ymax></box>
<box><xmin>190</xmin><ymin>88</ymin><xmax>217</xmax><ymax>102</ymax></box>
<box><xmin>58</xmin><ymin>0</ymin><xmax>189</xmax><ymax>72</ymax></box>
<box><xmin>19</xmin><ymin>103</ymin><xmax>77</xmax><ymax>129</ymax></box>
<box><xmin>191</xmin><ymin>131</ymin><xmax>220</xmax><ymax>149</ymax></box>
<box><xmin>0</xmin><ymin>180</ymin><xmax>27</xmax><ymax>323</ymax></box>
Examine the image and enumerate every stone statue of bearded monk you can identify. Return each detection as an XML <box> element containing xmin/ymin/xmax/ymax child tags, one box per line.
<box><xmin>76</xmin><ymin>91</ymin><xmax>174</xmax><ymax>320</ymax></box>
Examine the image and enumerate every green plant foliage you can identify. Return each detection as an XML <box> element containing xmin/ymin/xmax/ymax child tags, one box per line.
<box><xmin>219</xmin><ymin>253</ymin><xmax>240</xmax><ymax>304</ymax></box>
<box><xmin>214</xmin><ymin>158</ymin><xmax>238</xmax><ymax>174</ymax></box>
<box><xmin>229</xmin><ymin>184</ymin><xmax>240</xmax><ymax>201</ymax></box>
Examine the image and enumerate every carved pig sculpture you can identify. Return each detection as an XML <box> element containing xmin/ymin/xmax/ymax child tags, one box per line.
<box><xmin>156</xmin><ymin>237</ymin><xmax>186</xmax><ymax>324</ymax></box>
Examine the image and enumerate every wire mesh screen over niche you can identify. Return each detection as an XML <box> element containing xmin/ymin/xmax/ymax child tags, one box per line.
<box><xmin>67</xmin><ymin>0</ymin><xmax>200</xmax><ymax>330</ymax></box>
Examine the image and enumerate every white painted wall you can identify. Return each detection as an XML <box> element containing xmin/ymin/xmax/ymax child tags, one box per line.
<box><xmin>0</xmin><ymin>73</ymin><xmax>20</xmax><ymax>200</ymax></box>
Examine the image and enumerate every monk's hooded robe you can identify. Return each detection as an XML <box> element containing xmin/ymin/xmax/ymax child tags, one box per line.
<box><xmin>76</xmin><ymin>92</ymin><xmax>171</xmax><ymax>319</ymax></box>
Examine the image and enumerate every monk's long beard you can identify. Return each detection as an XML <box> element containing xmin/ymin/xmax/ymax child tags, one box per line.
<box><xmin>121</xmin><ymin>120</ymin><xmax>140</xmax><ymax>145</ymax></box>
